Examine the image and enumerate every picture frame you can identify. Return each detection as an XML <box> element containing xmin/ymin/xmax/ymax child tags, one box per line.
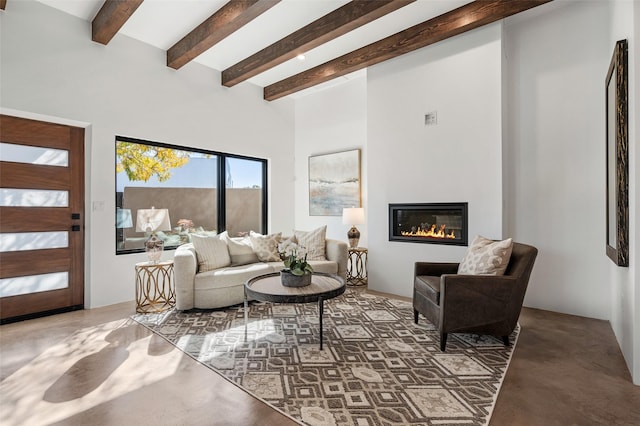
<box><xmin>309</xmin><ymin>149</ymin><xmax>361</xmax><ymax>216</ymax></box>
<box><xmin>605</xmin><ymin>39</ymin><xmax>628</xmax><ymax>267</ymax></box>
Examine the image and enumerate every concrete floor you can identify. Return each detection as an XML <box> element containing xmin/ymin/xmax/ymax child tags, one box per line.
<box><xmin>1</xmin><ymin>300</ymin><xmax>639</xmax><ymax>425</ymax></box>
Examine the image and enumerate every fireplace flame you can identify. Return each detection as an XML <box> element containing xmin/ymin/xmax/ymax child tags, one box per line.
<box><xmin>401</xmin><ymin>224</ymin><xmax>456</xmax><ymax>239</ymax></box>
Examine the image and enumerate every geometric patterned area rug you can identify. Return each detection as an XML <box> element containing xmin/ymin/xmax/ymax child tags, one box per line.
<box><xmin>132</xmin><ymin>288</ymin><xmax>519</xmax><ymax>426</ymax></box>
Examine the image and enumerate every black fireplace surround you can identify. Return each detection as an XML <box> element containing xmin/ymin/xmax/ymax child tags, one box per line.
<box><xmin>389</xmin><ymin>203</ymin><xmax>468</xmax><ymax>246</ymax></box>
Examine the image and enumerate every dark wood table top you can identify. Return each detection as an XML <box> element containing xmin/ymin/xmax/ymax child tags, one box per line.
<box><xmin>245</xmin><ymin>272</ymin><xmax>345</xmax><ymax>304</ymax></box>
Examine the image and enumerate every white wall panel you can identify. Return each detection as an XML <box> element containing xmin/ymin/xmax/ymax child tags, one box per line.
<box><xmin>503</xmin><ymin>1</ymin><xmax>611</xmax><ymax>319</ymax></box>
<box><xmin>366</xmin><ymin>24</ymin><xmax>504</xmax><ymax>298</ymax></box>
<box><xmin>294</xmin><ymin>75</ymin><xmax>368</xmax><ymax>244</ymax></box>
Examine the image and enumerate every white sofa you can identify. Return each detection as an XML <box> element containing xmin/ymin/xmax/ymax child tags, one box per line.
<box><xmin>173</xmin><ymin>237</ymin><xmax>348</xmax><ymax>310</ymax></box>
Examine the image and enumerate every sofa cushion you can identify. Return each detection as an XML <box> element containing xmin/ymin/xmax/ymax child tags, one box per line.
<box><xmin>191</xmin><ymin>234</ymin><xmax>231</xmax><ymax>272</ymax></box>
<box><xmin>458</xmin><ymin>235</ymin><xmax>513</xmax><ymax>276</ymax></box>
<box><xmin>249</xmin><ymin>231</ymin><xmax>282</xmax><ymax>262</ymax></box>
<box><xmin>306</xmin><ymin>260</ymin><xmax>338</xmax><ymax>275</ymax></box>
<box><xmin>294</xmin><ymin>225</ymin><xmax>326</xmax><ymax>260</ymax></box>
<box><xmin>220</xmin><ymin>231</ymin><xmax>259</xmax><ymax>266</ymax></box>
<box><xmin>194</xmin><ymin>262</ymin><xmax>276</xmax><ymax>290</ymax></box>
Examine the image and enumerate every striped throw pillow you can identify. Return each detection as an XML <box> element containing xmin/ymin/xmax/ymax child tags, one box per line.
<box><xmin>293</xmin><ymin>225</ymin><xmax>327</xmax><ymax>261</ymax></box>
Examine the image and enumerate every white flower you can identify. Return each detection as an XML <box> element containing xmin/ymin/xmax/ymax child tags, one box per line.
<box><xmin>278</xmin><ymin>241</ymin><xmax>307</xmax><ymax>259</ymax></box>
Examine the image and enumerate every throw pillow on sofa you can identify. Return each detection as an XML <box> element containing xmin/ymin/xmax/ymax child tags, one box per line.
<box><xmin>293</xmin><ymin>225</ymin><xmax>326</xmax><ymax>260</ymax></box>
<box><xmin>458</xmin><ymin>235</ymin><xmax>513</xmax><ymax>275</ymax></box>
<box><xmin>249</xmin><ymin>231</ymin><xmax>282</xmax><ymax>262</ymax></box>
<box><xmin>191</xmin><ymin>234</ymin><xmax>231</xmax><ymax>272</ymax></box>
<box><xmin>220</xmin><ymin>231</ymin><xmax>259</xmax><ymax>266</ymax></box>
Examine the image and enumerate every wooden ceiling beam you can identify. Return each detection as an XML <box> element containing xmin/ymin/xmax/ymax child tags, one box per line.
<box><xmin>264</xmin><ymin>0</ymin><xmax>553</xmax><ymax>101</ymax></box>
<box><xmin>92</xmin><ymin>0</ymin><xmax>144</xmax><ymax>45</ymax></box>
<box><xmin>222</xmin><ymin>0</ymin><xmax>415</xmax><ymax>88</ymax></box>
<box><xmin>167</xmin><ymin>0</ymin><xmax>280</xmax><ymax>70</ymax></box>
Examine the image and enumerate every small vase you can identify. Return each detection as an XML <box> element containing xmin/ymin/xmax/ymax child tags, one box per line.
<box><xmin>280</xmin><ymin>270</ymin><xmax>312</xmax><ymax>287</ymax></box>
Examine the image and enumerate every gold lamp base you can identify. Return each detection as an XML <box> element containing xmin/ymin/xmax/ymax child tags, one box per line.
<box><xmin>347</xmin><ymin>226</ymin><xmax>360</xmax><ymax>248</ymax></box>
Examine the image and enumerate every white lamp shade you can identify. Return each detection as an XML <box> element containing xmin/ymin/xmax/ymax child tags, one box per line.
<box><xmin>136</xmin><ymin>208</ymin><xmax>171</xmax><ymax>232</ymax></box>
<box><xmin>116</xmin><ymin>208</ymin><xmax>133</xmax><ymax>228</ymax></box>
<box><xmin>342</xmin><ymin>207</ymin><xmax>365</xmax><ymax>225</ymax></box>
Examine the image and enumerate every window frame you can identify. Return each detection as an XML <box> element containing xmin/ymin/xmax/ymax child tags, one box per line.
<box><xmin>115</xmin><ymin>135</ymin><xmax>268</xmax><ymax>255</ymax></box>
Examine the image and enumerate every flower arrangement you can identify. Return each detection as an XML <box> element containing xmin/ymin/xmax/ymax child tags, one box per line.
<box><xmin>278</xmin><ymin>241</ymin><xmax>314</xmax><ymax>276</ymax></box>
<box><xmin>177</xmin><ymin>218</ymin><xmax>195</xmax><ymax>232</ymax></box>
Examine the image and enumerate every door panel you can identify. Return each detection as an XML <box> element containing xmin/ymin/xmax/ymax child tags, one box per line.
<box><xmin>1</xmin><ymin>161</ymin><xmax>71</xmax><ymax>189</ymax></box>
<box><xmin>1</xmin><ymin>248</ymin><xmax>71</xmax><ymax>278</ymax></box>
<box><xmin>1</xmin><ymin>208</ymin><xmax>71</xmax><ymax>231</ymax></box>
<box><xmin>0</xmin><ymin>115</ymin><xmax>85</xmax><ymax>322</ymax></box>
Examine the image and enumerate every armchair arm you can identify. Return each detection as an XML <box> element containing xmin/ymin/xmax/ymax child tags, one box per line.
<box><xmin>325</xmin><ymin>238</ymin><xmax>348</xmax><ymax>281</ymax></box>
<box><xmin>173</xmin><ymin>243</ymin><xmax>197</xmax><ymax>310</ymax></box>
<box><xmin>439</xmin><ymin>274</ymin><xmax>518</xmax><ymax>333</ymax></box>
<box><xmin>414</xmin><ymin>262</ymin><xmax>459</xmax><ymax>277</ymax></box>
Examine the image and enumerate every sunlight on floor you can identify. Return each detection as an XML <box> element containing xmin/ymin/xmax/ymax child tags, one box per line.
<box><xmin>0</xmin><ymin>319</ymin><xmax>183</xmax><ymax>426</ymax></box>
<box><xmin>175</xmin><ymin>318</ymin><xmax>284</xmax><ymax>365</ymax></box>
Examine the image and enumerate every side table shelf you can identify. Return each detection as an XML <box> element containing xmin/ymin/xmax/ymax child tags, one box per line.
<box><xmin>135</xmin><ymin>260</ymin><xmax>175</xmax><ymax>313</ymax></box>
<box><xmin>347</xmin><ymin>247</ymin><xmax>368</xmax><ymax>286</ymax></box>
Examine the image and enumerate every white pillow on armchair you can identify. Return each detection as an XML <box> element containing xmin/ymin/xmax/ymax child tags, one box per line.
<box><xmin>458</xmin><ymin>235</ymin><xmax>513</xmax><ymax>275</ymax></box>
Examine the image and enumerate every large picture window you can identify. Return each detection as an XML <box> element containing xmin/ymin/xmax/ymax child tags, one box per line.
<box><xmin>115</xmin><ymin>136</ymin><xmax>267</xmax><ymax>254</ymax></box>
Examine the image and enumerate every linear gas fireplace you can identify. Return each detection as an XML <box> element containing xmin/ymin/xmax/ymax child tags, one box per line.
<box><xmin>389</xmin><ymin>203</ymin><xmax>468</xmax><ymax>246</ymax></box>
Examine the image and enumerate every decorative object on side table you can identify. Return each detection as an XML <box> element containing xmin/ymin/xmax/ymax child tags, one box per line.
<box><xmin>278</xmin><ymin>241</ymin><xmax>313</xmax><ymax>287</ymax></box>
<box><xmin>347</xmin><ymin>247</ymin><xmax>368</xmax><ymax>286</ymax></box>
<box><xmin>135</xmin><ymin>260</ymin><xmax>175</xmax><ymax>313</ymax></box>
<box><xmin>342</xmin><ymin>207</ymin><xmax>365</xmax><ymax>248</ymax></box>
<box><xmin>136</xmin><ymin>207</ymin><xmax>171</xmax><ymax>263</ymax></box>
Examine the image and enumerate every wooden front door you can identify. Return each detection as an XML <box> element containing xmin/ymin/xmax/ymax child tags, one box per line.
<box><xmin>0</xmin><ymin>115</ymin><xmax>85</xmax><ymax>322</ymax></box>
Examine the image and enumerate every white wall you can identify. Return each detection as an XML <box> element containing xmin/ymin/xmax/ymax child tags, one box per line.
<box><xmin>0</xmin><ymin>0</ymin><xmax>295</xmax><ymax>308</ymax></box>
<box><xmin>366</xmin><ymin>24</ymin><xmax>504</xmax><ymax>297</ymax></box>
<box><xmin>294</xmin><ymin>76</ymin><xmax>368</xmax><ymax>244</ymax></box>
<box><xmin>504</xmin><ymin>0</ymin><xmax>638</xmax><ymax>384</ymax></box>
<box><xmin>503</xmin><ymin>1</ymin><xmax>611</xmax><ymax>319</ymax></box>
<box><xmin>608</xmin><ymin>0</ymin><xmax>638</xmax><ymax>385</ymax></box>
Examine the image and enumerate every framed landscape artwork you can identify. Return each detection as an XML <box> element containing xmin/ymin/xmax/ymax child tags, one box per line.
<box><xmin>605</xmin><ymin>39</ymin><xmax>628</xmax><ymax>267</ymax></box>
<box><xmin>309</xmin><ymin>149</ymin><xmax>361</xmax><ymax>216</ymax></box>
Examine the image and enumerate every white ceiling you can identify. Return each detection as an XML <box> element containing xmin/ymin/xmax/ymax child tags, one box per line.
<box><xmin>34</xmin><ymin>1</ymin><xmax>562</xmax><ymax>98</ymax></box>
<box><xmin>35</xmin><ymin>0</ymin><xmax>472</xmax><ymax>92</ymax></box>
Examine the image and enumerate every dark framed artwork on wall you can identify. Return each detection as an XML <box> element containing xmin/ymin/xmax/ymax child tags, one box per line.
<box><xmin>309</xmin><ymin>149</ymin><xmax>361</xmax><ymax>216</ymax></box>
<box><xmin>605</xmin><ymin>39</ymin><xmax>628</xmax><ymax>267</ymax></box>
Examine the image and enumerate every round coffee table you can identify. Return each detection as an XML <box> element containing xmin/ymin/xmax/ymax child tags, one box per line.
<box><xmin>244</xmin><ymin>272</ymin><xmax>345</xmax><ymax>350</ymax></box>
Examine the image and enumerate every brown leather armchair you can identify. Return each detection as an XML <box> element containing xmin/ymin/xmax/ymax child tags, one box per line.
<box><xmin>413</xmin><ymin>242</ymin><xmax>538</xmax><ymax>351</ymax></box>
